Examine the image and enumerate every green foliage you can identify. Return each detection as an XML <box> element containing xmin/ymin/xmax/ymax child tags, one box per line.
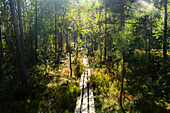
<box><xmin>90</xmin><ymin>68</ymin><xmax>121</xmax><ymax>112</ymax></box>
<box><xmin>74</xmin><ymin>61</ymin><xmax>84</xmax><ymax>77</ymax></box>
<box><xmin>0</xmin><ymin>56</ymin><xmax>80</xmax><ymax>113</ymax></box>
<box><xmin>125</xmin><ymin>50</ymin><xmax>170</xmax><ymax>113</ymax></box>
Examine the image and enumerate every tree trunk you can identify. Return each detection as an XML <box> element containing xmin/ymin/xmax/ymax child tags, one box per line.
<box><xmin>35</xmin><ymin>0</ymin><xmax>38</xmax><ymax>58</ymax></box>
<box><xmin>73</xmin><ymin>23</ymin><xmax>76</xmax><ymax>48</ymax></box>
<box><xmin>104</xmin><ymin>6</ymin><xmax>107</xmax><ymax>61</ymax></box>
<box><xmin>120</xmin><ymin>56</ymin><xmax>126</xmax><ymax>113</ymax></box>
<box><xmin>145</xmin><ymin>24</ymin><xmax>148</xmax><ymax>54</ymax></box>
<box><xmin>149</xmin><ymin>23</ymin><xmax>152</xmax><ymax>61</ymax></box>
<box><xmin>57</xmin><ymin>13</ymin><xmax>60</xmax><ymax>51</ymax></box>
<box><xmin>94</xmin><ymin>34</ymin><xmax>97</xmax><ymax>51</ymax></box>
<box><xmin>69</xmin><ymin>36</ymin><xmax>72</xmax><ymax>77</ymax></box>
<box><xmin>119</xmin><ymin>1</ymin><xmax>126</xmax><ymax>113</ymax></box>
<box><xmin>91</xmin><ymin>28</ymin><xmax>93</xmax><ymax>54</ymax></box>
<box><xmin>17</xmin><ymin>0</ymin><xmax>25</xmax><ymax>62</ymax></box>
<box><xmin>99</xmin><ymin>6</ymin><xmax>102</xmax><ymax>66</ymax></box>
<box><xmin>11</xmin><ymin>28</ymin><xmax>15</xmax><ymax>57</ymax></box>
<box><xmin>0</xmin><ymin>26</ymin><xmax>2</xmax><ymax>74</ymax></box>
<box><xmin>60</xmin><ymin>23</ymin><xmax>63</xmax><ymax>55</ymax></box>
<box><xmin>69</xmin><ymin>50</ymin><xmax>72</xmax><ymax>77</ymax></box>
<box><xmin>163</xmin><ymin>0</ymin><xmax>167</xmax><ymax>61</ymax></box>
<box><xmin>10</xmin><ymin>0</ymin><xmax>28</xmax><ymax>86</ymax></box>
<box><xmin>30</xmin><ymin>21</ymin><xmax>33</xmax><ymax>57</ymax></box>
<box><xmin>55</xmin><ymin>3</ymin><xmax>57</xmax><ymax>54</ymax></box>
<box><xmin>66</xmin><ymin>31</ymin><xmax>69</xmax><ymax>54</ymax></box>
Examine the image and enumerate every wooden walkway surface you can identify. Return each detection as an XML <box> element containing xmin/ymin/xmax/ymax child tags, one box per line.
<box><xmin>74</xmin><ymin>56</ymin><xmax>95</xmax><ymax>113</ymax></box>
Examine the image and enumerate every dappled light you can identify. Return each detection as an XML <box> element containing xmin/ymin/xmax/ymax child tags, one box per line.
<box><xmin>0</xmin><ymin>0</ymin><xmax>169</xmax><ymax>113</ymax></box>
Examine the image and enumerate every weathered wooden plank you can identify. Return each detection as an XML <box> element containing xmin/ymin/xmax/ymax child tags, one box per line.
<box><xmin>88</xmin><ymin>69</ymin><xmax>90</xmax><ymax>77</ymax></box>
<box><xmin>89</xmin><ymin>89</ymin><xmax>95</xmax><ymax>113</ymax></box>
<box><xmin>82</xmin><ymin>73</ymin><xmax>88</xmax><ymax>113</ymax></box>
<box><xmin>74</xmin><ymin>73</ymin><xmax>84</xmax><ymax>113</ymax></box>
<box><xmin>75</xmin><ymin>56</ymin><xmax>95</xmax><ymax>113</ymax></box>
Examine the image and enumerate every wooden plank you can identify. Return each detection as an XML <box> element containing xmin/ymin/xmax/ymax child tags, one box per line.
<box><xmin>88</xmin><ymin>67</ymin><xmax>95</xmax><ymax>113</ymax></box>
<box><xmin>82</xmin><ymin>73</ymin><xmax>88</xmax><ymax>113</ymax></box>
<box><xmin>74</xmin><ymin>95</ymin><xmax>82</xmax><ymax>113</ymax></box>
<box><xmin>74</xmin><ymin>73</ymin><xmax>84</xmax><ymax>113</ymax></box>
<box><xmin>88</xmin><ymin>69</ymin><xmax>90</xmax><ymax>77</ymax></box>
<box><xmin>89</xmin><ymin>89</ymin><xmax>95</xmax><ymax>113</ymax></box>
<box><xmin>75</xmin><ymin>56</ymin><xmax>95</xmax><ymax>113</ymax></box>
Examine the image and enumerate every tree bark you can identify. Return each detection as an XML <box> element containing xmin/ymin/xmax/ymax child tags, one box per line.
<box><xmin>94</xmin><ymin>34</ymin><xmax>97</xmax><ymax>50</ymax></box>
<box><xmin>69</xmin><ymin>49</ymin><xmax>72</xmax><ymax>77</ymax></box>
<box><xmin>163</xmin><ymin>0</ymin><xmax>167</xmax><ymax>61</ymax></box>
<box><xmin>91</xmin><ymin>27</ymin><xmax>93</xmax><ymax>54</ymax></box>
<box><xmin>104</xmin><ymin>5</ymin><xmax>107</xmax><ymax>61</ymax></box>
<box><xmin>120</xmin><ymin>56</ymin><xmax>126</xmax><ymax>113</ymax></box>
<box><xmin>35</xmin><ymin>0</ymin><xmax>38</xmax><ymax>58</ymax></box>
<box><xmin>10</xmin><ymin>0</ymin><xmax>28</xmax><ymax>86</ymax></box>
<box><xmin>149</xmin><ymin>23</ymin><xmax>152</xmax><ymax>61</ymax></box>
<box><xmin>73</xmin><ymin>23</ymin><xmax>76</xmax><ymax>48</ymax></box>
<box><xmin>60</xmin><ymin>24</ymin><xmax>63</xmax><ymax>55</ymax></box>
<box><xmin>145</xmin><ymin>24</ymin><xmax>148</xmax><ymax>54</ymax></box>
<box><xmin>17</xmin><ymin>0</ymin><xmax>25</xmax><ymax>62</ymax></box>
<box><xmin>119</xmin><ymin>1</ymin><xmax>126</xmax><ymax>113</ymax></box>
<box><xmin>0</xmin><ymin>26</ymin><xmax>2</xmax><ymax>74</ymax></box>
<box><xmin>99</xmin><ymin>6</ymin><xmax>102</xmax><ymax>66</ymax></box>
<box><xmin>55</xmin><ymin>3</ymin><xmax>57</xmax><ymax>54</ymax></box>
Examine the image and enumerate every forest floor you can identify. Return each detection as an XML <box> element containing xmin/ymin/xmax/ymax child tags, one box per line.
<box><xmin>0</xmin><ymin>50</ymin><xmax>169</xmax><ymax>113</ymax></box>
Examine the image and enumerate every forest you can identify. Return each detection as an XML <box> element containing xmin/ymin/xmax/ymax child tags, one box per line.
<box><xmin>0</xmin><ymin>0</ymin><xmax>169</xmax><ymax>113</ymax></box>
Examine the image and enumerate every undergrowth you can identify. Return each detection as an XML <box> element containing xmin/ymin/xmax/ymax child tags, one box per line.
<box><xmin>89</xmin><ymin>49</ymin><xmax>170</xmax><ymax>113</ymax></box>
<box><xmin>0</xmin><ymin>52</ymin><xmax>84</xmax><ymax>113</ymax></box>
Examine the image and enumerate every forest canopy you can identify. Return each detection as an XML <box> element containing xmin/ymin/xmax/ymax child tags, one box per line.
<box><xmin>0</xmin><ymin>0</ymin><xmax>169</xmax><ymax>113</ymax></box>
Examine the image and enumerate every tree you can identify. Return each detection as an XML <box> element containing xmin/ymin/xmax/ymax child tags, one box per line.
<box><xmin>99</xmin><ymin>4</ymin><xmax>102</xmax><ymax>66</ymax></box>
<box><xmin>0</xmin><ymin>25</ymin><xmax>2</xmax><ymax>74</ymax></box>
<box><xmin>35</xmin><ymin>0</ymin><xmax>38</xmax><ymax>58</ymax></box>
<box><xmin>9</xmin><ymin>0</ymin><xmax>28</xmax><ymax>86</ymax></box>
<box><xmin>104</xmin><ymin>3</ymin><xmax>107</xmax><ymax>61</ymax></box>
<box><xmin>163</xmin><ymin>0</ymin><xmax>167</xmax><ymax>61</ymax></box>
<box><xmin>55</xmin><ymin>1</ymin><xmax>57</xmax><ymax>54</ymax></box>
<box><xmin>119</xmin><ymin>1</ymin><xmax>126</xmax><ymax>113</ymax></box>
<box><xmin>17</xmin><ymin>0</ymin><xmax>25</xmax><ymax>61</ymax></box>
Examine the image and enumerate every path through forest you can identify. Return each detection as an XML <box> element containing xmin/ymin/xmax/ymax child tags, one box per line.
<box><xmin>74</xmin><ymin>55</ymin><xmax>95</xmax><ymax>113</ymax></box>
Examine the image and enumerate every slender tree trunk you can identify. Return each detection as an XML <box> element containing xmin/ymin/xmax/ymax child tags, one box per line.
<box><xmin>104</xmin><ymin>6</ymin><xmax>107</xmax><ymax>61</ymax></box>
<box><xmin>10</xmin><ymin>0</ymin><xmax>28</xmax><ymax>86</ymax></box>
<box><xmin>99</xmin><ymin>6</ymin><xmax>102</xmax><ymax>66</ymax></box>
<box><xmin>149</xmin><ymin>23</ymin><xmax>152</xmax><ymax>61</ymax></box>
<box><xmin>35</xmin><ymin>0</ymin><xmax>38</xmax><ymax>58</ymax></box>
<box><xmin>120</xmin><ymin>1</ymin><xmax>126</xmax><ymax>113</ymax></box>
<box><xmin>94</xmin><ymin>34</ymin><xmax>97</xmax><ymax>50</ymax></box>
<box><xmin>120</xmin><ymin>56</ymin><xmax>126</xmax><ymax>113</ymax></box>
<box><xmin>69</xmin><ymin>49</ymin><xmax>72</xmax><ymax>77</ymax></box>
<box><xmin>66</xmin><ymin>32</ymin><xmax>69</xmax><ymax>54</ymax></box>
<box><xmin>30</xmin><ymin>22</ymin><xmax>33</xmax><ymax>57</ymax></box>
<box><xmin>17</xmin><ymin>0</ymin><xmax>25</xmax><ymax>62</ymax></box>
<box><xmin>76</xmin><ymin>25</ymin><xmax>79</xmax><ymax>61</ymax></box>
<box><xmin>11</xmin><ymin>28</ymin><xmax>15</xmax><ymax>57</ymax></box>
<box><xmin>60</xmin><ymin>24</ymin><xmax>63</xmax><ymax>55</ymax></box>
<box><xmin>55</xmin><ymin>3</ymin><xmax>57</xmax><ymax>54</ymax></box>
<box><xmin>145</xmin><ymin>24</ymin><xmax>148</xmax><ymax>54</ymax></box>
<box><xmin>57</xmin><ymin>13</ymin><xmax>60</xmax><ymax>50</ymax></box>
<box><xmin>163</xmin><ymin>0</ymin><xmax>167</xmax><ymax>61</ymax></box>
<box><xmin>73</xmin><ymin>23</ymin><xmax>76</xmax><ymax>48</ymax></box>
<box><xmin>91</xmin><ymin>28</ymin><xmax>93</xmax><ymax>54</ymax></box>
<box><xmin>0</xmin><ymin>26</ymin><xmax>2</xmax><ymax>74</ymax></box>
<box><xmin>68</xmin><ymin>31</ymin><xmax>72</xmax><ymax>77</ymax></box>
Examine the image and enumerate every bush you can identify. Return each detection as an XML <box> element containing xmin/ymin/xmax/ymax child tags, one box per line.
<box><xmin>74</xmin><ymin>61</ymin><xmax>84</xmax><ymax>77</ymax></box>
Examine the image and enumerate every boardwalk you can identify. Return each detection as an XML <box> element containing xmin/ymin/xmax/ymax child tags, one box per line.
<box><xmin>74</xmin><ymin>55</ymin><xmax>95</xmax><ymax>113</ymax></box>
